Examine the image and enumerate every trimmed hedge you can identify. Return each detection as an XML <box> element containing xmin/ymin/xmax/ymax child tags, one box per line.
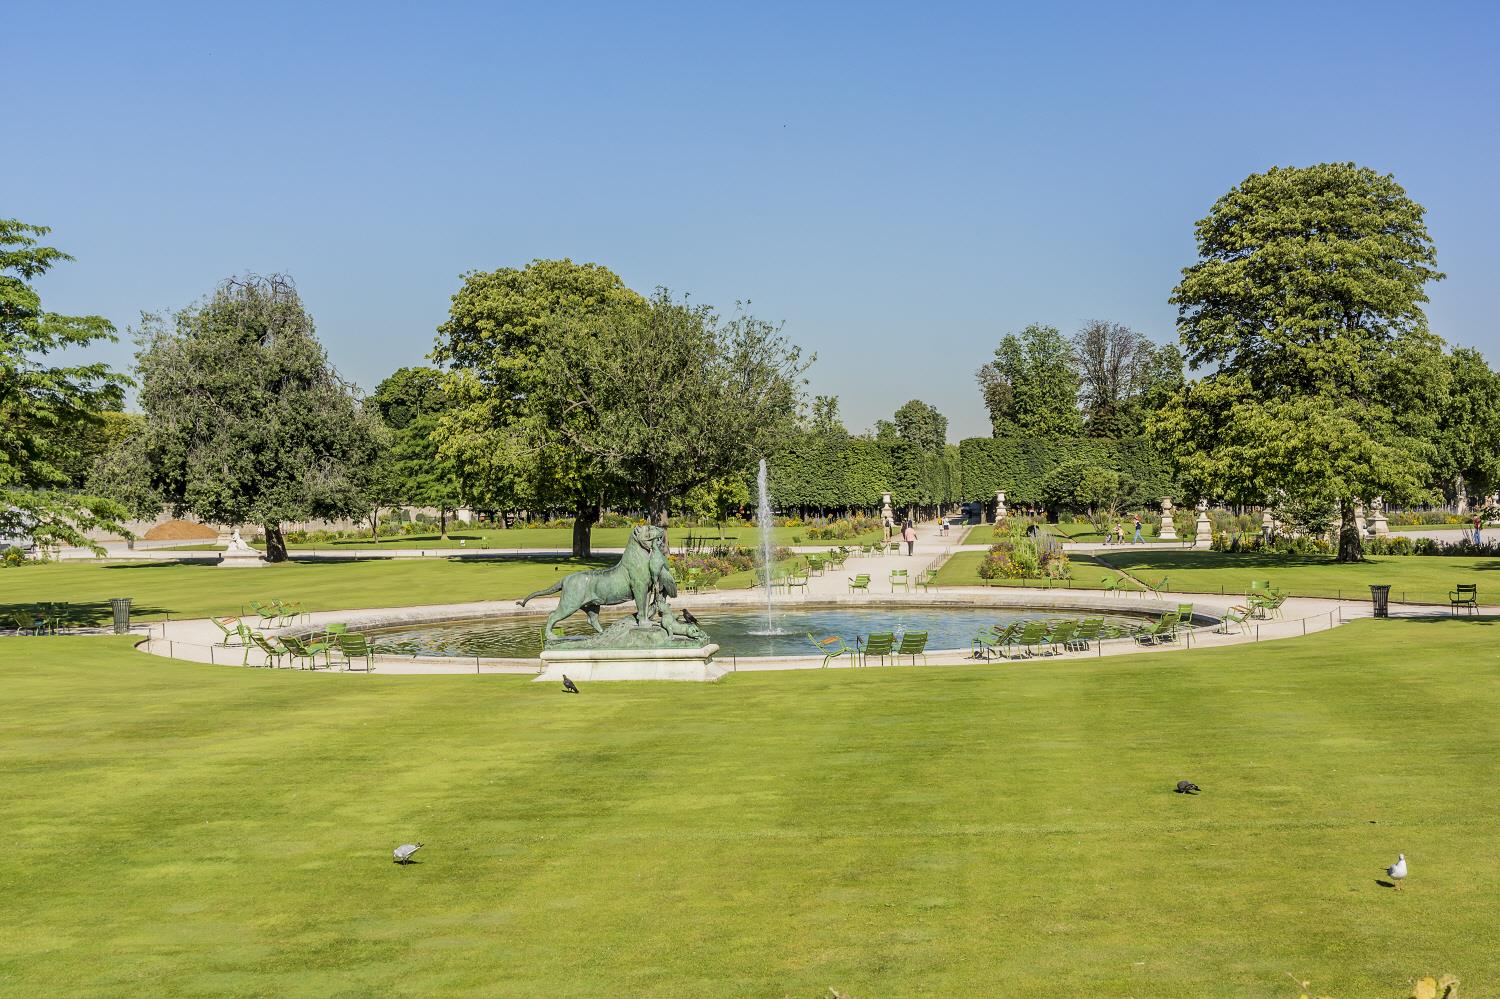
<box><xmin>958</xmin><ymin>434</ymin><xmax>1175</xmax><ymax>506</ymax></box>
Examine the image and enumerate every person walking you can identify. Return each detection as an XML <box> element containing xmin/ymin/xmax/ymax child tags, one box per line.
<box><xmin>902</xmin><ymin>520</ymin><xmax>917</xmax><ymax>556</ymax></box>
<box><xmin>1475</xmin><ymin>514</ymin><xmax>1484</xmax><ymax>546</ymax></box>
<box><xmin>1132</xmin><ymin>513</ymin><xmax>1143</xmax><ymax>544</ymax></box>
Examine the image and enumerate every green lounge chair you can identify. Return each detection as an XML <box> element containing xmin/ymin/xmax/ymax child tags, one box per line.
<box><xmin>247</xmin><ymin>632</ymin><xmax>288</xmax><ymax>668</ymax></box>
<box><xmin>1450</xmin><ymin>584</ymin><xmax>1478</xmax><ymax>615</ymax></box>
<box><xmin>806</xmin><ymin>633</ymin><xmax>857</xmax><ymax>668</ymax></box>
<box><xmin>1135</xmin><ymin>612</ymin><xmax>1179</xmax><ymax>645</ymax></box>
<box><xmin>11</xmin><ymin>610</ymin><xmax>43</xmax><ymax>636</ymax></box>
<box><xmin>1250</xmin><ymin>591</ymin><xmax>1286</xmax><ymax>619</ymax></box>
<box><xmin>916</xmin><ymin>569</ymin><xmax>940</xmax><ymax>592</ymax></box>
<box><xmin>1218</xmin><ymin>605</ymin><xmax>1251</xmax><ymax>634</ymax></box>
<box><xmin>248</xmin><ymin>601</ymin><xmax>280</xmax><ymax>628</ymax></box>
<box><xmin>972</xmin><ymin>622</ymin><xmax>1018</xmax><ymax>660</ymax></box>
<box><xmin>889</xmin><ymin>569</ymin><xmax>910</xmax><ymax>593</ymax></box>
<box><xmin>848</xmin><ymin>573</ymin><xmax>871</xmax><ymax>594</ymax></box>
<box><xmin>211</xmin><ymin>616</ymin><xmax>246</xmax><ymax>646</ymax></box>
<box><xmin>281</xmin><ymin>634</ymin><xmax>332</xmax><ymax>670</ymax></box>
<box><xmin>860</xmin><ymin>632</ymin><xmax>895</xmax><ymax>666</ymax></box>
<box><xmin>1102</xmin><ymin>575</ymin><xmax>1132</xmax><ymax>595</ymax></box>
<box><xmin>1007</xmin><ymin>620</ymin><xmax>1050</xmax><ymax>658</ymax></box>
<box><xmin>895</xmin><ymin>630</ymin><xmax>928</xmax><ymax>665</ymax></box>
<box><xmin>1071</xmin><ymin>618</ymin><xmax>1103</xmax><ymax>651</ymax></box>
<box><xmin>1143</xmin><ymin>576</ymin><xmax>1170</xmax><ymax>599</ymax></box>
<box><xmin>1176</xmin><ymin>603</ymin><xmax>1195</xmax><ymax>631</ymax></box>
<box><xmin>275</xmin><ymin>600</ymin><xmax>306</xmax><ymax>625</ymax></box>
<box><xmin>337</xmin><ymin>633</ymin><xmax>376</xmax><ymax>672</ymax></box>
<box><xmin>1046</xmin><ymin>620</ymin><xmax>1078</xmax><ymax>654</ymax></box>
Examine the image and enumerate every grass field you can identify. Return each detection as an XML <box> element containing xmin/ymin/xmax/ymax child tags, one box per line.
<box><xmin>1097</xmin><ymin>550</ymin><xmax>1500</xmax><ymax>605</ymax></box>
<box><xmin>932</xmin><ymin>550</ymin><xmax>1131</xmax><ymax>590</ymax></box>
<box><xmin>190</xmin><ymin>525</ymin><xmax>886</xmax><ymax>552</ymax></box>
<box><xmin>3</xmin><ymin>621</ymin><xmax>1498</xmax><ymax>996</ymax></box>
<box><xmin>0</xmin><ymin>557</ymin><xmax>608</xmax><ymax>626</ymax></box>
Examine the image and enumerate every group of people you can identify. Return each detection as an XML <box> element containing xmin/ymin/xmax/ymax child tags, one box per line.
<box><xmin>1101</xmin><ymin>514</ymin><xmax>1145</xmax><ymax>545</ymax></box>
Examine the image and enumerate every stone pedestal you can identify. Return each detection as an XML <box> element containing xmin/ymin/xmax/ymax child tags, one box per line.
<box><xmin>1158</xmin><ymin>498</ymin><xmax>1176</xmax><ymax>540</ymax></box>
<box><xmin>1194</xmin><ymin>500</ymin><xmax>1212</xmax><ymax>546</ymax></box>
<box><xmin>881</xmin><ymin>491</ymin><xmax>894</xmax><ymax>538</ymax></box>
<box><xmin>1354</xmin><ymin>500</ymin><xmax>1367</xmax><ymax>537</ymax></box>
<box><xmin>217</xmin><ymin>528</ymin><xmax>267</xmax><ymax>568</ymax></box>
<box><xmin>995</xmin><ymin>490</ymin><xmax>1007</xmax><ymax>521</ymax></box>
<box><xmin>536</xmin><ymin>644</ymin><xmax>725</xmax><ymax>682</ymax></box>
<box><xmin>1369</xmin><ymin>497</ymin><xmax>1389</xmax><ymax>536</ymax></box>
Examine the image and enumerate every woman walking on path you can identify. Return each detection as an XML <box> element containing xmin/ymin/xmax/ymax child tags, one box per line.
<box><xmin>1132</xmin><ymin>514</ymin><xmax>1143</xmax><ymax>544</ymax></box>
<box><xmin>902</xmin><ymin>520</ymin><xmax>917</xmax><ymax>556</ymax></box>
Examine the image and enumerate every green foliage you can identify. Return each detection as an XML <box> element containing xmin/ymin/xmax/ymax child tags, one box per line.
<box><xmin>976</xmin><ymin>525</ymin><xmax>1071</xmax><ymax>579</ymax></box>
<box><xmin>976</xmin><ymin>323</ymin><xmax>1082</xmax><ymax>436</ymax></box>
<box><xmin>1038</xmin><ymin>459</ymin><xmax>1136</xmax><ymax>517</ymax></box>
<box><xmin>369</xmin><ymin>367</ymin><xmax>464</xmax><ymax>529</ymax></box>
<box><xmin>0</xmin><ymin>218</ymin><xmax>131</xmax><ymax>550</ymax></box>
<box><xmin>1072</xmin><ymin>319</ymin><xmax>1184</xmax><ymax>437</ymax></box>
<box><xmin>1432</xmin><ymin>346</ymin><xmax>1500</xmax><ymax>500</ymax></box>
<box><xmin>101</xmin><ymin>275</ymin><xmax>385</xmax><ymax>561</ymax></box>
<box><xmin>959</xmin><ymin>433</ymin><xmax>1172</xmax><ymax>506</ymax></box>
<box><xmin>1155</xmin><ymin>163</ymin><xmax>1448</xmax><ymax>561</ymax></box>
<box><xmin>891</xmin><ymin>399</ymin><xmax>948</xmax><ymax>451</ymax></box>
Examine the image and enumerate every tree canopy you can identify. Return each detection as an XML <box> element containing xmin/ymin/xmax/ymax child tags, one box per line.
<box><xmin>976</xmin><ymin>324</ymin><xmax>1082</xmax><ymax>436</ymax></box>
<box><xmin>0</xmin><ymin>219</ymin><xmax>131</xmax><ymax>550</ymax></box>
<box><xmin>102</xmin><ymin>275</ymin><xmax>385</xmax><ymax>561</ymax></box>
<box><xmin>1153</xmin><ymin>163</ymin><xmax>1447</xmax><ymax>560</ymax></box>
<box><xmin>892</xmin><ymin>399</ymin><xmax>948</xmax><ymax>452</ymax></box>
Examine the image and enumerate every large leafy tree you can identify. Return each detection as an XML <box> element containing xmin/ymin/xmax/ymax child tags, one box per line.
<box><xmin>1071</xmin><ymin>320</ymin><xmax>1183</xmax><ymax>437</ymax></box>
<box><xmin>1152</xmin><ymin>163</ymin><xmax>1447</xmax><ymax>561</ymax></box>
<box><xmin>0</xmin><ymin>219</ymin><xmax>131</xmax><ymax>550</ymax></box>
<box><xmin>102</xmin><ymin>275</ymin><xmax>385</xmax><ymax>561</ymax></box>
<box><xmin>369</xmin><ymin>366</ymin><xmax>465</xmax><ymax>537</ymax></box>
<box><xmin>1431</xmin><ymin>346</ymin><xmax>1500</xmax><ymax>506</ymax></box>
<box><xmin>891</xmin><ymin>399</ymin><xmax>948</xmax><ymax>452</ymax></box>
<box><xmin>433</xmin><ymin>259</ymin><xmax>642</xmax><ymax>556</ymax></box>
<box><xmin>976</xmin><ymin>324</ymin><xmax>1082</xmax><ymax>436</ymax></box>
<box><xmin>537</xmin><ymin>289</ymin><xmax>807</xmax><ymax>523</ymax></box>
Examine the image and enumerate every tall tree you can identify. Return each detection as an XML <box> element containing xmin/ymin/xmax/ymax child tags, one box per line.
<box><xmin>537</xmin><ymin>289</ymin><xmax>807</xmax><ymax>523</ymax></box>
<box><xmin>1153</xmin><ymin>163</ymin><xmax>1446</xmax><ymax>561</ymax></box>
<box><xmin>1432</xmin><ymin>346</ymin><xmax>1500</xmax><ymax>506</ymax></box>
<box><xmin>1071</xmin><ymin>320</ymin><xmax>1183</xmax><ymax>437</ymax></box>
<box><xmin>369</xmin><ymin>366</ymin><xmax>465</xmax><ymax>537</ymax></box>
<box><xmin>433</xmin><ymin>259</ymin><xmax>642</xmax><ymax>556</ymax></box>
<box><xmin>977</xmin><ymin>324</ymin><xmax>1082</xmax><ymax>436</ymax></box>
<box><xmin>103</xmin><ymin>275</ymin><xmax>385</xmax><ymax>561</ymax></box>
<box><xmin>891</xmin><ymin>399</ymin><xmax>948</xmax><ymax>452</ymax></box>
<box><xmin>0</xmin><ymin>219</ymin><xmax>131</xmax><ymax>551</ymax></box>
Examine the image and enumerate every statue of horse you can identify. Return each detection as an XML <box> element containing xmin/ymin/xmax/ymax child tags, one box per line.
<box><xmin>518</xmin><ymin>524</ymin><xmax>664</xmax><ymax>639</ymax></box>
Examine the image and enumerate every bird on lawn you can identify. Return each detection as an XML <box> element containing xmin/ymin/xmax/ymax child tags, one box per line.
<box><xmin>1174</xmin><ymin>780</ymin><xmax>1201</xmax><ymax>794</ymax></box>
<box><xmin>562</xmin><ymin>674</ymin><xmax>580</xmax><ymax>694</ymax></box>
<box><xmin>1387</xmin><ymin>853</ymin><xmax>1407</xmax><ymax>889</ymax></box>
<box><xmin>393</xmin><ymin>842</ymin><xmax>423</xmax><ymax>865</ymax></box>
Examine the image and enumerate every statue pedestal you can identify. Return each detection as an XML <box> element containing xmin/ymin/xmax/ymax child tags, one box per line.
<box><xmin>536</xmin><ymin>643</ymin><xmax>725</xmax><ymax>682</ymax></box>
<box><xmin>217</xmin><ymin>550</ymin><xmax>267</xmax><ymax>568</ymax></box>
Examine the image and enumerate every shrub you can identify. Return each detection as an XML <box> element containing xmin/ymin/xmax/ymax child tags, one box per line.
<box><xmin>2</xmin><ymin>546</ymin><xmax>40</xmax><ymax>568</ymax></box>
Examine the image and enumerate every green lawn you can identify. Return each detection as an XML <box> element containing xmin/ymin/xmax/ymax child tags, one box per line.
<box><xmin>1097</xmin><ymin>550</ymin><xmax>1500</xmax><ymax>604</ymax></box>
<box><xmin>203</xmin><ymin>525</ymin><xmax>884</xmax><ymax>551</ymax></box>
<box><xmin>0</xmin><ymin>557</ymin><xmax>608</xmax><ymax>625</ymax></box>
<box><xmin>932</xmin><ymin>550</ymin><xmax>1132</xmax><ymax>590</ymax></box>
<box><xmin>3</xmin><ymin>622</ymin><xmax>1498</xmax><ymax>996</ymax></box>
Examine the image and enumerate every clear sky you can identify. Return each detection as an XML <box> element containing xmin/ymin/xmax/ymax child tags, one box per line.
<box><xmin>9</xmin><ymin>0</ymin><xmax>1497</xmax><ymax>440</ymax></box>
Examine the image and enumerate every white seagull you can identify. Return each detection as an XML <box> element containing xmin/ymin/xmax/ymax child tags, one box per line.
<box><xmin>1386</xmin><ymin>853</ymin><xmax>1407</xmax><ymax>889</ymax></box>
<box><xmin>393</xmin><ymin>842</ymin><xmax>424</xmax><ymax>865</ymax></box>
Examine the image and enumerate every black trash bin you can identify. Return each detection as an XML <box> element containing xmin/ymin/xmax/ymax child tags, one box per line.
<box><xmin>110</xmin><ymin>597</ymin><xmax>132</xmax><ymax>635</ymax></box>
<box><xmin>1369</xmin><ymin>584</ymin><xmax>1391</xmax><ymax>619</ymax></box>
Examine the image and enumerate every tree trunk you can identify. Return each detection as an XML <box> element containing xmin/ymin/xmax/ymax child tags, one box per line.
<box><xmin>369</xmin><ymin>506</ymin><xmax>381</xmax><ymax>540</ymax></box>
<box><xmin>263</xmin><ymin>523</ymin><xmax>288</xmax><ymax>563</ymax></box>
<box><xmin>572</xmin><ymin>501</ymin><xmax>600</xmax><ymax>559</ymax></box>
<box><xmin>1336</xmin><ymin>498</ymin><xmax>1364</xmax><ymax>562</ymax></box>
<box><xmin>439</xmin><ymin>509</ymin><xmax>448</xmax><ymax>539</ymax></box>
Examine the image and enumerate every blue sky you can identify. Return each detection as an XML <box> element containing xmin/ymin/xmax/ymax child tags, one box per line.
<box><xmin>9</xmin><ymin>0</ymin><xmax>1497</xmax><ymax>440</ymax></box>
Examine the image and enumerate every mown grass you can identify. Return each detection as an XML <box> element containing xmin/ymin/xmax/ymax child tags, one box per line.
<box><xmin>3</xmin><ymin>621</ymin><xmax>1498</xmax><ymax>996</ymax></box>
<box><xmin>1097</xmin><ymin>550</ymin><xmax>1500</xmax><ymax>604</ymax></box>
<box><xmin>202</xmin><ymin>525</ymin><xmax>887</xmax><ymax>551</ymax></box>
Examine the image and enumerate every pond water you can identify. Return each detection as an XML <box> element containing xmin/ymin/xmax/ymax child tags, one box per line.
<box><xmin>367</xmin><ymin>605</ymin><xmax>1152</xmax><ymax>659</ymax></box>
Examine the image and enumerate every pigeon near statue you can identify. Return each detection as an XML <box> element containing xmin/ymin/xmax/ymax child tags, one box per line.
<box><xmin>393</xmin><ymin>843</ymin><xmax>423</xmax><ymax>865</ymax></box>
<box><xmin>562</xmin><ymin>675</ymin><xmax>579</xmax><ymax>694</ymax></box>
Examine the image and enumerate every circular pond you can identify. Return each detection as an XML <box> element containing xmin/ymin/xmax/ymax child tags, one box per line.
<box><xmin>367</xmin><ymin>605</ymin><xmax>1152</xmax><ymax>659</ymax></box>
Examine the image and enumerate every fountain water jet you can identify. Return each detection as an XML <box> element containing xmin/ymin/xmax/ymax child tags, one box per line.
<box><xmin>753</xmin><ymin>458</ymin><xmax>786</xmax><ymax>635</ymax></box>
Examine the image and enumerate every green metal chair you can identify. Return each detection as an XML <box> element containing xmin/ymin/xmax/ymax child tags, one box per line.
<box><xmin>1176</xmin><ymin>603</ymin><xmax>1195</xmax><ymax>631</ymax></box>
<box><xmin>785</xmin><ymin>572</ymin><xmax>809</xmax><ymax>594</ymax></box>
<box><xmin>806</xmin><ymin>633</ymin><xmax>857</xmax><ymax>668</ymax></box>
<box><xmin>1450</xmin><ymin>583</ymin><xmax>1479</xmax><ymax>615</ymax></box>
<box><xmin>683</xmin><ymin>567</ymin><xmax>703</xmax><ymax>593</ymax></box>
<box><xmin>337</xmin><ymin>633</ymin><xmax>376</xmax><ymax>672</ymax></box>
<box><xmin>806</xmin><ymin>555</ymin><xmax>826</xmax><ymax>576</ymax></box>
<box><xmin>859</xmin><ymin>632</ymin><xmax>895</xmax><ymax>666</ymax></box>
<box><xmin>1102</xmin><ymin>575</ymin><xmax>1133</xmax><ymax>595</ymax></box>
<box><xmin>248</xmin><ymin>601</ymin><xmax>280</xmax><ymax>628</ymax></box>
<box><xmin>889</xmin><ymin>569</ymin><xmax>910</xmax><ymax>593</ymax></box>
<box><xmin>848</xmin><ymin>573</ymin><xmax>871</xmax><ymax>595</ymax></box>
<box><xmin>972</xmin><ymin>622</ymin><xmax>1018</xmax><ymax>660</ymax></box>
<box><xmin>1007</xmin><ymin>620</ymin><xmax>1051</xmax><ymax>658</ymax></box>
<box><xmin>1071</xmin><ymin>618</ymin><xmax>1103</xmax><ymax>651</ymax></box>
<box><xmin>916</xmin><ymin>569</ymin><xmax>940</xmax><ymax>592</ymax></box>
<box><xmin>1135</xmin><ymin>612</ymin><xmax>1179</xmax><ymax>645</ymax></box>
<box><xmin>895</xmin><ymin>631</ymin><xmax>928</xmax><ymax>665</ymax></box>
<box><xmin>281</xmin><ymin>634</ymin><xmax>332</xmax><ymax>670</ymax></box>
<box><xmin>1143</xmin><ymin>576</ymin><xmax>1170</xmax><ymax>599</ymax></box>
<box><xmin>1218</xmin><ymin>605</ymin><xmax>1251</xmax><ymax>634</ymax></box>
<box><xmin>247</xmin><ymin>632</ymin><xmax>288</xmax><ymax>668</ymax></box>
<box><xmin>211</xmin><ymin>616</ymin><xmax>246</xmax><ymax>646</ymax></box>
<box><xmin>1046</xmin><ymin>620</ymin><xmax>1078</xmax><ymax>654</ymax></box>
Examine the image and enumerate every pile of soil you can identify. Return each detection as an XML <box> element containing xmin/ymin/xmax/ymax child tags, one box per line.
<box><xmin>142</xmin><ymin>519</ymin><xmax>219</xmax><ymax>541</ymax></box>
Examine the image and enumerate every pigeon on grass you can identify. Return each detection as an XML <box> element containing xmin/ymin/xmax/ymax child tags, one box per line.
<box><xmin>562</xmin><ymin>675</ymin><xmax>580</xmax><ymax>694</ymax></box>
<box><xmin>393</xmin><ymin>843</ymin><xmax>423</xmax><ymax>865</ymax></box>
<box><xmin>1174</xmin><ymin>780</ymin><xmax>1201</xmax><ymax>794</ymax></box>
